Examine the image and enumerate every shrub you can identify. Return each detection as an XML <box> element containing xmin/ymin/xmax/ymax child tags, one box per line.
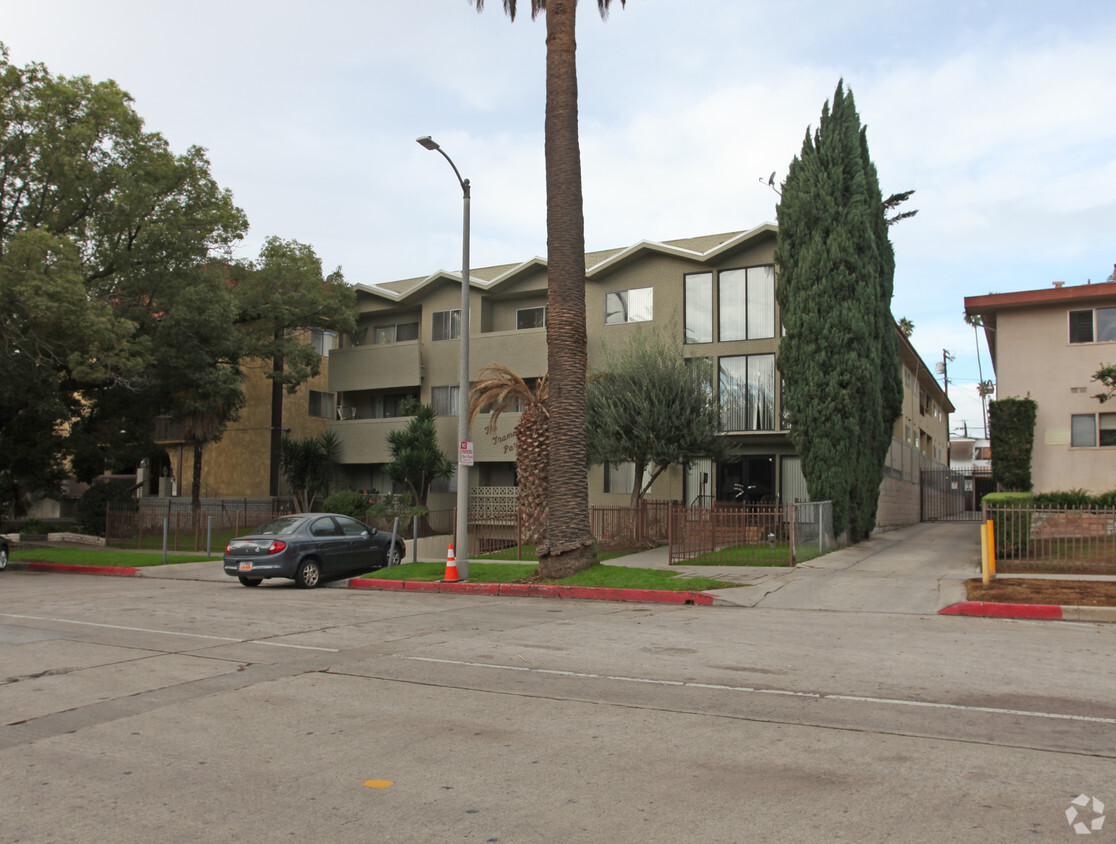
<box><xmin>982</xmin><ymin>492</ymin><xmax>1033</xmax><ymax>559</ymax></box>
<box><xmin>17</xmin><ymin>517</ymin><xmax>48</xmax><ymax>535</ymax></box>
<box><xmin>1033</xmin><ymin>489</ymin><xmax>1093</xmax><ymax>508</ymax></box>
<box><xmin>323</xmin><ymin>489</ymin><xmax>374</xmax><ymax>519</ymax></box>
<box><xmin>988</xmin><ymin>397</ymin><xmax>1037</xmax><ymax>491</ymax></box>
<box><xmin>75</xmin><ymin>483</ymin><xmax>135</xmax><ymax>536</ymax></box>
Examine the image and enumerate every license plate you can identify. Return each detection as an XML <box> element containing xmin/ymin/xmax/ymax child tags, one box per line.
<box><xmin>238</xmin><ymin>561</ymin><xmax>252</xmax><ymax>572</ymax></box>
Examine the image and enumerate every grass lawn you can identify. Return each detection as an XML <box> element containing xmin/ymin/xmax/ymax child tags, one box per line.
<box><xmin>473</xmin><ymin>545</ymin><xmax>631</xmax><ymax>563</ymax></box>
<box><xmin>676</xmin><ymin>541</ymin><xmax>829</xmax><ymax>566</ymax></box>
<box><xmin>11</xmin><ymin>548</ymin><xmax>215</xmax><ymax>567</ymax></box>
<box><xmin>364</xmin><ymin>562</ymin><xmax>741</xmax><ymax>592</ymax></box>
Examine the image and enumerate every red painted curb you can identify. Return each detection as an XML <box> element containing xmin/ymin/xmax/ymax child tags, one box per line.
<box><xmin>349</xmin><ymin>578</ymin><xmax>713</xmax><ymax>605</ymax></box>
<box><xmin>26</xmin><ymin>562</ymin><xmax>141</xmax><ymax>577</ymax></box>
<box><xmin>939</xmin><ymin>600</ymin><xmax>1063</xmax><ymax>620</ymax></box>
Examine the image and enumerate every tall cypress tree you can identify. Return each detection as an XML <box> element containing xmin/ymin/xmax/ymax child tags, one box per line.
<box><xmin>774</xmin><ymin>82</ymin><xmax>903</xmax><ymax>541</ymax></box>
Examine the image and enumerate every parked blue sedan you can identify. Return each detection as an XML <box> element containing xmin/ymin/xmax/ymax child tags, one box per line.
<box><xmin>223</xmin><ymin>513</ymin><xmax>403</xmax><ymax>588</ymax></box>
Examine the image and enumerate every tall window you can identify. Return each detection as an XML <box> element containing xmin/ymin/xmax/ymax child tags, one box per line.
<box><xmin>311</xmin><ymin>329</ymin><xmax>337</xmax><ymax>356</ymax></box>
<box><xmin>431</xmin><ymin>385</ymin><xmax>459</xmax><ymax>417</ymax></box>
<box><xmin>432</xmin><ymin>309</ymin><xmax>461</xmax><ymax>341</ymax></box>
<box><xmin>517</xmin><ymin>306</ymin><xmax>546</xmax><ymax>329</ymax></box>
<box><xmin>719</xmin><ymin>266</ymin><xmax>775</xmax><ymax>341</ymax></box>
<box><xmin>719</xmin><ymin>354</ymin><xmax>776</xmax><ymax>431</ymax></box>
<box><xmin>605</xmin><ymin>287</ymin><xmax>653</xmax><ymax>325</ymax></box>
<box><xmin>684</xmin><ymin>273</ymin><xmax>713</xmax><ymax>344</ymax></box>
<box><xmin>1069</xmin><ymin>307</ymin><xmax>1116</xmax><ymax>344</ymax></box>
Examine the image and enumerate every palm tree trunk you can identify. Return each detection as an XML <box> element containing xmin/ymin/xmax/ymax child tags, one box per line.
<box><xmin>536</xmin><ymin>0</ymin><xmax>598</xmax><ymax>578</ymax></box>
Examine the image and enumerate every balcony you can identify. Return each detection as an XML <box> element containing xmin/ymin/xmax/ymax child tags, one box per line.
<box><xmin>330</xmin><ymin>411</ymin><xmax>524</xmax><ymax>465</ymax></box>
<box><xmin>469</xmin><ymin>329</ymin><xmax>546</xmax><ymax>380</ymax></box>
<box><xmin>328</xmin><ymin>341</ymin><xmax>421</xmax><ymax>393</ymax></box>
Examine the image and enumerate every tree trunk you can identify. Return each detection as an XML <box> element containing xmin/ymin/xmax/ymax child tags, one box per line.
<box><xmin>270</xmin><ymin>352</ymin><xmax>284</xmax><ymax>497</ymax></box>
<box><xmin>515</xmin><ymin>405</ymin><xmax>548</xmax><ymax>544</ymax></box>
<box><xmin>191</xmin><ymin>439</ymin><xmax>204</xmax><ymax>513</ymax></box>
<box><xmin>536</xmin><ymin>0</ymin><xmax>598</xmax><ymax>578</ymax></box>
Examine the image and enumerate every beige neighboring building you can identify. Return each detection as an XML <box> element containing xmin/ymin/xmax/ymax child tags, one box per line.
<box><xmin>965</xmin><ymin>280</ymin><xmax>1116</xmax><ymax>494</ymax></box>
<box><xmin>328</xmin><ymin>224</ymin><xmax>950</xmax><ymax>519</ymax></box>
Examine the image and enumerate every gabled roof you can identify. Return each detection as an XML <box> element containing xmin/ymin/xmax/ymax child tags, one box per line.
<box><xmin>353</xmin><ymin>223</ymin><xmax>778</xmax><ymax>304</ymax></box>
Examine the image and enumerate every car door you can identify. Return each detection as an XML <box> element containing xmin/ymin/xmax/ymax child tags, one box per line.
<box><xmin>308</xmin><ymin>516</ymin><xmax>349</xmax><ymax>576</ymax></box>
<box><xmin>334</xmin><ymin>515</ymin><xmax>383</xmax><ymax>572</ymax></box>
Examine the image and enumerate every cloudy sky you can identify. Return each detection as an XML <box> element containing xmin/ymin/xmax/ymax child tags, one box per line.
<box><xmin>4</xmin><ymin>0</ymin><xmax>1114</xmax><ymax>438</ymax></box>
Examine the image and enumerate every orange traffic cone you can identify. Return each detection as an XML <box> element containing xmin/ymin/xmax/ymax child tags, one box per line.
<box><xmin>442</xmin><ymin>543</ymin><xmax>460</xmax><ymax>582</ymax></box>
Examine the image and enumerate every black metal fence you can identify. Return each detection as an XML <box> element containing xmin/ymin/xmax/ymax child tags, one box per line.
<box><xmin>667</xmin><ymin>501</ymin><xmax>837</xmax><ymax>566</ymax></box>
<box><xmin>106</xmin><ymin>499</ymin><xmax>288</xmax><ymax>551</ymax></box>
<box><xmin>987</xmin><ymin>504</ymin><xmax>1116</xmax><ymax>575</ymax></box>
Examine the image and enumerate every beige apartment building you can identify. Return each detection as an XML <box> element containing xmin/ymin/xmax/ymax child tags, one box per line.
<box><xmin>965</xmin><ymin>280</ymin><xmax>1116</xmax><ymax>494</ymax></box>
<box><xmin>326</xmin><ymin>224</ymin><xmax>951</xmax><ymax>516</ymax></box>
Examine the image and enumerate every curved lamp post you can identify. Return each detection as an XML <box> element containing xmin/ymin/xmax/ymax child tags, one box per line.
<box><xmin>417</xmin><ymin>135</ymin><xmax>470</xmax><ymax>579</ymax></box>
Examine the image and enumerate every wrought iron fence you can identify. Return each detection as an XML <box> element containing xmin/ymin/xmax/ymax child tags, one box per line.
<box><xmin>106</xmin><ymin>499</ymin><xmax>288</xmax><ymax>551</ymax></box>
<box><xmin>667</xmin><ymin>501</ymin><xmax>837</xmax><ymax>566</ymax></box>
<box><xmin>986</xmin><ymin>504</ymin><xmax>1116</xmax><ymax>575</ymax></box>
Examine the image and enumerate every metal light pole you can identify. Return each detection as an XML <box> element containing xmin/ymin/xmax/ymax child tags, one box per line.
<box><xmin>417</xmin><ymin>135</ymin><xmax>470</xmax><ymax>579</ymax></box>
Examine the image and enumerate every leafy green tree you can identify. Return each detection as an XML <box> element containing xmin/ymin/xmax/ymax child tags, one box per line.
<box><xmin>280</xmin><ymin>430</ymin><xmax>341</xmax><ymax>512</ymax></box>
<box><xmin>774</xmin><ymin>81</ymin><xmax>903</xmax><ymax>542</ymax></box>
<box><xmin>0</xmin><ymin>45</ymin><xmax>246</xmax><ymax>513</ymax></box>
<box><xmin>1092</xmin><ymin>364</ymin><xmax>1116</xmax><ymax>404</ymax></box>
<box><xmin>472</xmin><ymin>0</ymin><xmax>627</xmax><ymax>578</ymax></box>
<box><xmin>585</xmin><ymin>328</ymin><xmax>732</xmax><ymax>507</ymax></box>
<box><xmin>231</xmin><ymin>236</ymin><xmax>356</xmax><ymax>496</ymax></box>
<box><xmin>384</xmin><ymin>401</ymin><xmax>454</xmax><ymax>515</ymax></box>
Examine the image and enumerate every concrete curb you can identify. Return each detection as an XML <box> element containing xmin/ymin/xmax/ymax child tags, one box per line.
<box><xmin>7</xmin><ymin>562</ymin><xmax>715</xmax><ymax>605</ymax></box>
<box><xmin>939</xmin><ymin>600</ymin><xmax>1116</xmax><ymax>623</ymax></box>
<box><xmin>351</xmin><ymin>578</ymin><xmax>715</xmax><ymax>605</ymax></box>
<box><xmin>12</xmin><ymin>562</ymin><xmax>142</xmax><ymax>577</ymax></box>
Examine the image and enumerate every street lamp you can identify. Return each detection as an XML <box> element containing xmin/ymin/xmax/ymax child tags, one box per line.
<box><xmin>417</xmin><ymin>135</ymin><xmax>471</xmax><ymax>580</ymax></box>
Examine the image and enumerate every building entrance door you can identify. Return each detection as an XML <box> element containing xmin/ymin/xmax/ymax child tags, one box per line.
<box><xmin>717</xmin><ymin>455</ymin><xmax>776</xmax><ymax>504</ymax></box>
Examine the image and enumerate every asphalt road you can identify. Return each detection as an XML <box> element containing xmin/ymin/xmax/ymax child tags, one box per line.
<box><xmin>2</xmin><ymin>569</ymin><xmax>1114</xmax><ymax>842</ymax></box>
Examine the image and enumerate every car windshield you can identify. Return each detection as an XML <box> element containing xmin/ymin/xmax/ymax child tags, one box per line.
<box><xmin>249</xmin><ymin>516</ymin><xmax>305</xmax><ymax>536</ymax></box>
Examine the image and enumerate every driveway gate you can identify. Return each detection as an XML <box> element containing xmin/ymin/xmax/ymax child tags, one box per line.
<box><xmin>920</xmin><ymin>468</ymin><xmax>993</xmax><ymax>522</ymax></box>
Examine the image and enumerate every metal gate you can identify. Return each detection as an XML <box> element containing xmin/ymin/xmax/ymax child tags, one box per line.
<box><xmin>921</xmin><ymin>468</ymin><xmax>994</xmax><ymax>522</ymax></box>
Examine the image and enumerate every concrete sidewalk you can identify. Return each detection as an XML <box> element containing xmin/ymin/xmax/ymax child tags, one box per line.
<box><xmin>699</xmin><ymin>521</ymin><xmax>981</xmax><ymax>612</ymax></box>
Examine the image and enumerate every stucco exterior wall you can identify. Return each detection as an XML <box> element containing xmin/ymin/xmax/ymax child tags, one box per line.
<box><xmin>994</xmin><ymin>298</ymin><xmax>1116</xmax><ymax>493</ymax></box>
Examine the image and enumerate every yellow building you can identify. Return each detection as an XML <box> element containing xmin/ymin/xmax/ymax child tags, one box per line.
<box><xmin>150</xmin><ymin>330</ymin><xmax>338</xmax><ymax>500</ymax></box>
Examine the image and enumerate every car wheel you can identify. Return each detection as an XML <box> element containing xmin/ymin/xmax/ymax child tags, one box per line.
<box><xmin>238</xmin><ymin>575</ymin><xmax>261</xmax><ymax>587</ymax></box>
<box><xmin>295</xmin><ymin>559</ymin><xmax>321</xmax><ymax>589</ymax></box>
<box><xmin>0</xmin><ymin>548</ymin><xmax>7</xmax><ymax>571</ymax></box>
<box><xmin>387</xmin><ymin>544</ymin><xmax>403</xmax><ymax>567</ymax></box>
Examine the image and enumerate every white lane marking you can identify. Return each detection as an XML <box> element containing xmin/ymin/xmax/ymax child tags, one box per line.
<box><xmin>399</xmin><ymin>655</ymin><xmax>1116</xmax><ymax>725</ymax></box>
<box><xmin>0</xmin><ymin>614</ymin><xmax>339</xmax><ymax>652</ymax></box>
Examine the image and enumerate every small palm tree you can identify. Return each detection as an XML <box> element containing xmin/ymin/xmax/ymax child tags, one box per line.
<box><xmin>470</xmin><ymin>365</ymin><xmax>549</xmax><ymax>543</ymax></box>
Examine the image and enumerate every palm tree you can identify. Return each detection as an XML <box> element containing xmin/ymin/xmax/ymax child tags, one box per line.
<box><xmin>964</xmin><ymin>312</ymin><xmax>989</xmax><ymax>437</ymax></box>
<box><xmin>472</xmin><ymin>0</ymin><xmax>626</xmax><ymax>578</ymax></box>
<box><xmin>469</xmin><ymin>365</ymin><xmax>549</xmax><ymax>543</ymax></box>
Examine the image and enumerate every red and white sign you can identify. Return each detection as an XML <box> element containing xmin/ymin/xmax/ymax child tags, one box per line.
<box><xmin>459</xmin><ymin>440</ymin><xmax>474</xmax><ymax>466</ymax></box>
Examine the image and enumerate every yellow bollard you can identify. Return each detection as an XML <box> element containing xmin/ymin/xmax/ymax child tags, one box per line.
<box><xmin>981</xmin><ymin>518</ymin><xmax>990</xmax><ymax>585</ymax></box>
<box><xmin>986</xmin><ymin>519</ymin><xmax>996</xmax><ymax>580</ymax></box>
